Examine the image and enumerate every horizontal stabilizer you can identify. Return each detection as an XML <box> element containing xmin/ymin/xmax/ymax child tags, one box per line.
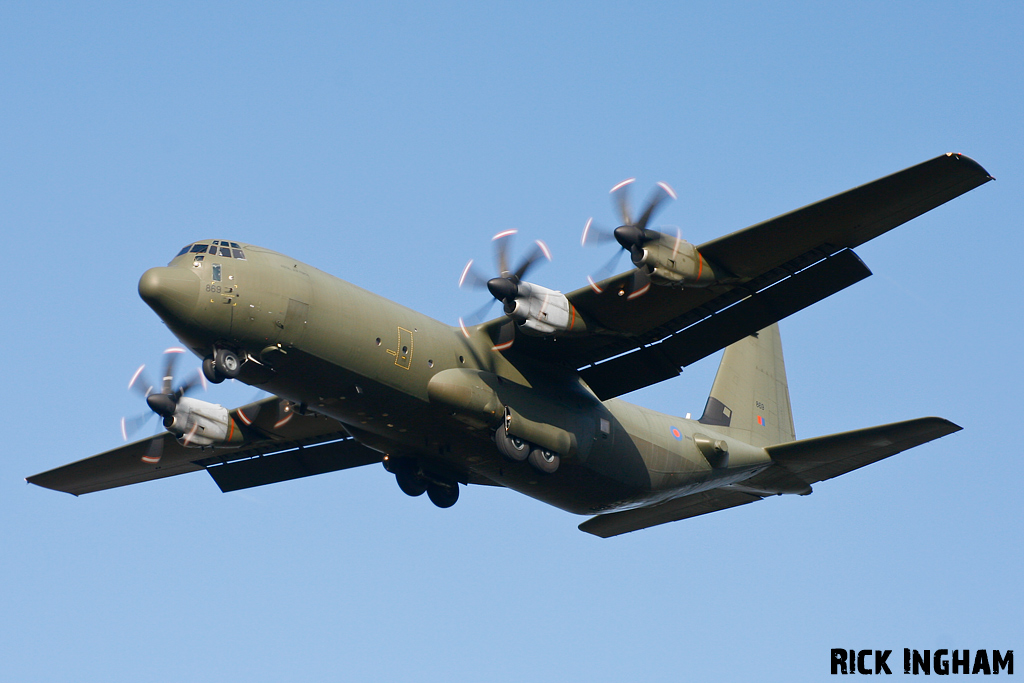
<box><xmin>579</xmin><ymin>417</ymin><xmax>961</xmax><ymax>538</ymax></box>
<box><xmin>578</xmin><ymin>489</ymin><xmax>763</xmax><ymax>538</ymax></box>
<box><xmin>766</xmin><ymin>417</ymin><xmax>961</xmax><ymax>485</ymax></box>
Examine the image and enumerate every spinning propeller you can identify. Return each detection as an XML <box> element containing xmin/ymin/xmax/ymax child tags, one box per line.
<box><xmin>581</xmin><ymin>178</ymin><xmax>678</xmax><ymax>296</ymax></box>
<box><xmin>235</xmin><ymin>395</ymin><xmax>298</xmax><ymax>431</ymax></box>
<box><xmin>458</xmin><ymin>230</ymin><xmax>552</xmax><ymax>348</ymax></box>
<box><xmin>121</xmin><ymin>348</ymin><xmax>206</xmax><ymax>462</ymax></box>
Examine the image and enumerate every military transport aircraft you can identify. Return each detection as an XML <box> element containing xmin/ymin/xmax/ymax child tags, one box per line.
<box><xmin>27</xmin><ymin>153</ymin><xmax>992</xmax><ymax>537</ymax></box>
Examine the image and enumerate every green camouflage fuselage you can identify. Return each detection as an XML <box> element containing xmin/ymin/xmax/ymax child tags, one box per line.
<box><xmin>143</xmin><ymin>241</ymin><xmax>772</xmax><ymax>515</ymax></box>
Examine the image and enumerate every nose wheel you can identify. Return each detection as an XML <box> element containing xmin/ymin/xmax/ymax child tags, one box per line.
<box><xmin>202</xmin><ymin>348</ymin><xmax>242</xmax><ymax>384</ymax></box>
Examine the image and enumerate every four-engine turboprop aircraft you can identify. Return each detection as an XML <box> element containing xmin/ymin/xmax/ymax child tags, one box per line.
<box><xmin>28</xmin><ymin>153</ymin><xmax>992</xmax><ymax>536</ymax></box>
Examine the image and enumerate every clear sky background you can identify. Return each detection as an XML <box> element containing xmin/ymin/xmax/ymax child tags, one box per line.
<box><xmin>2</xmin><ymin>2</ymin><xmax>1021</xmax><ymax>681</ymax></box>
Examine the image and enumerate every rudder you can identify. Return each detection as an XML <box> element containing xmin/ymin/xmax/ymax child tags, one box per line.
<box><xmin>698</xmin><ymin>323</ymin><xmax>795</xmax><ymax>447</ymax></box>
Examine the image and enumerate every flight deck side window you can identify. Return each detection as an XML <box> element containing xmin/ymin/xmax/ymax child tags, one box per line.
<box><xmin>212</xmin><ymin>264</ymin><xmax>222</xmax><ymax>282</ymax></box>
<box><xmin>190</xmin><ymin>244</ymin><xmax>208</xmax><ymax>254</ymax></box>
<box><xmin>176</xmin><ymin>245</ymin><xmax>191</xmax><ymax>257</ymax></box>
<box><xmin>232</xmin><ymin>249</ymin><xmax>245</xmax><ymax>259</ymax></box>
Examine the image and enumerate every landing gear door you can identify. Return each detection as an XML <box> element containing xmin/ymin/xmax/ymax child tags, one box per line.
<box><xmin>281</xmin><ymin>299</ymin><xmax>309</xmax><ymax>346</ymax></box>
<box><xmin>262</xmin><ymin>269</ymin><xmax>312</xmax><ymax>347</ymax></box>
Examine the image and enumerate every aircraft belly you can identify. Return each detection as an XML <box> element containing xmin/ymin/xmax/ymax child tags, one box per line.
<box><xmin>211</xmin><ymin>276</ymin><xmax>775</xmax><ymax>517</ymax></box>
<box><xmin>229</xmin><ymin>342</ymin><xmax>641</xmax><ymax>513</ymax></box>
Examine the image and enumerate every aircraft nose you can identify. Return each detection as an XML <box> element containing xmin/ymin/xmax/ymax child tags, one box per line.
<box><xmin>138</xmin><ymin>267</ymin><xmax>200</xmax><ymax>322</ymax></box>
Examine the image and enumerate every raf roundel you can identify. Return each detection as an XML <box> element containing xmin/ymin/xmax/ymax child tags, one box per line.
<box><xmin>670</xmin><ymin>426</ymin><xmax>683</xmax><ymax>441</ymax></box>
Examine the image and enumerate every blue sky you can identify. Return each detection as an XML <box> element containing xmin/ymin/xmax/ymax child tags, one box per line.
<box><xmin>2</xmin><ymin>2</ymin><xmax>1020</xmax><ymax>681</ymax></box>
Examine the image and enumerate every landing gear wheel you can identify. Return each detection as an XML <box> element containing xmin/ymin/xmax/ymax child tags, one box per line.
<box><xmin>494</xmin><ymin>428</ymin><xmax>529</xmax><ymax>461</ymax></box>
<box><xmin>395</xmin><ymin>469</ymin><xmax>427</xmax><ymax>497</ymax></box>
<box><xmin>528</xmin><ymin>447</ymin><xmax>560</xmax><ymax>474</ymax></box>
<box><xmin>427</xmin><ymin>482</ymin><xmax>459</xmax><ymax>508</ymax></box>
<box><xmin>202</xmin><ymin>357</ymin><xmax>224</xmax><ymax>384</ymax></box>
<box><xmin>215</xmin><ymin>348</ymin><xmax>241</xmax><ymax>378</ymax></box>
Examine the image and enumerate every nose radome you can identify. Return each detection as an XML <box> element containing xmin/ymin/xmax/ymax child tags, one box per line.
<box><xmin>138</xmin><ymin>267</ymin><xmax>200</xmax><ymax>322</ymax></box>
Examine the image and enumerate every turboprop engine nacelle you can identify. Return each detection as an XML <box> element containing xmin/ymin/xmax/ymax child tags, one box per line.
<box><xmin>633</xmin><ymin>232</ymin><xmax>720</xmax><ymax>287</ymax></box>
<box><xmin>506</xmin><ymin>282</ymin><xmax>587</xmax><ymax>336</ymax></box>
<box><xmin>163</xmin><ymin>396</ymin><xmax>245</xmax><ymax>447</ymax></box>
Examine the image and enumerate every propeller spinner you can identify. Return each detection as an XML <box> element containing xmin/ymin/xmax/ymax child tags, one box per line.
<box><xmin>458</xmin><ymin>230</ymin><xmax>552</xmax><ymax>347</ymax></box>
<box><xmin>121</xmin><ymin>348</ymin><xmax>206</xmax><ymax>461</ymax></box>
<box><xmin>581</xmin><ymin>179</ymin><xmax>679</xmax><ymax>295</ymax></box>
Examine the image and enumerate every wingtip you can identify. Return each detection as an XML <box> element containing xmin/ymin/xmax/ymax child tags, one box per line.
<box><xmin>945</xmin><ymin>152</ymin><xmax>995</xmax><ymax>181</ymax></box>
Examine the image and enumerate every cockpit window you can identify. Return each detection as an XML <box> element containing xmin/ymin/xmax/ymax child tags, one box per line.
<box><xmin>174</xmin><ymin>241</ymin><xmax>244</xmax><ymax>262</ymax></box>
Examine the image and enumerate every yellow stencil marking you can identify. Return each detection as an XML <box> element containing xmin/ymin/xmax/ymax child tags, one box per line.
<box><xmin>386</xmin><ymin>327</ymin><xmax>414</xmax><ymax>370</ymax></box>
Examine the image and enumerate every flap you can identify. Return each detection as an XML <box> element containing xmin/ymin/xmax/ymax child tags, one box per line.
<box><xmin>204</xmin><ymin>437</ymin><xmax>382</xmax><ymax>492</ymax></box>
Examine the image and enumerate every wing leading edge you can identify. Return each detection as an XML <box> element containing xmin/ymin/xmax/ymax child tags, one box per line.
<box><xmin>27</xmin><ymin>396</ymin><xmax>380</xmax><ymax>495</ymax></box>
<box><xmin>505</xmin><ymin>153</ymin><xmax>992</xmax><ymax>399</ymax></box>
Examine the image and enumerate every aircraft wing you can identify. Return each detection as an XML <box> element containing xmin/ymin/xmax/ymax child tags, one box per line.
<box><xmin>504</xmin><ymin>153</ymin><xmax>992</xmax><ymax>399</ymax></box>
<box><xmin>578</xmin><ymin>417</ymin><xmax>960</xmax><ymax>537</ymax></box>
<box><xmin>26</xmin><ymin>396</ymin><xmax>381</xmax><ymax>496</ymax></box>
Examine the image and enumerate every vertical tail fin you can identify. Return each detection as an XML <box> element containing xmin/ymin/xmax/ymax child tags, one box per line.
<box><xmin>698</xmin><ymin>323</ymin><xmax>796</xmax><ymax>447</ymax></box>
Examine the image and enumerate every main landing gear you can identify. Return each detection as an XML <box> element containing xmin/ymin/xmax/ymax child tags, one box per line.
<box><xmin>385</xmin><ymin>457</ymin><xmax>460</xmax><ymax>509</ymax></box>
<box><xmin>202</xmin><ymin>348</ymin><xmax>241</xmax><ymax>384</ymax></box>
<box><xmin>494</xmin><ymin>428</ymin><xmax>560</xmax><ymax>474</ymax></box>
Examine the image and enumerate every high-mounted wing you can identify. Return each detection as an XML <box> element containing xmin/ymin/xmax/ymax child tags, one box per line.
<box><xmin>27</xmin><ymin>396</ymin><xmax>381</xmax><ymax>495</ymax></box>
<box><xmin>578</xmin><ymin>417</ymin><xmax>961</xmax><ymax>537</ymax></box>
<box><xmin>501</xmin><ymin>154</ymin><xmax>992</xmax><ymax>399</ymax></box>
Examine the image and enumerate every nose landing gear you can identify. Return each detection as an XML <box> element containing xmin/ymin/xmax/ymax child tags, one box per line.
<box><xmin>202</xmin><ymin>348</ymin><xmax>242</xmax><ymax>384</ymax></box>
